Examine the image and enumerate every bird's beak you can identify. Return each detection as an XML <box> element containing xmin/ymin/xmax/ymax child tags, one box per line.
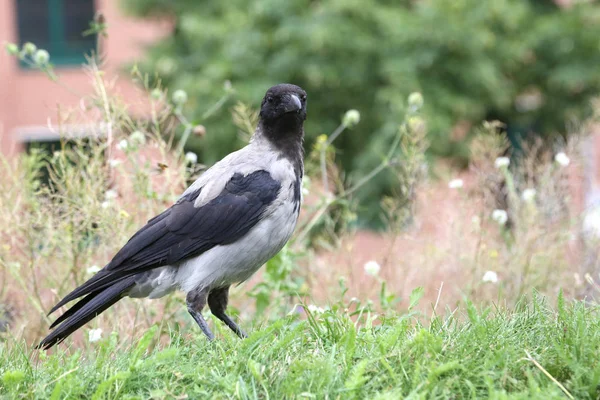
<box><xmin>283</xmin><ymin>94</ymin><xmax>302</xmax><ymax>113</ymax></box>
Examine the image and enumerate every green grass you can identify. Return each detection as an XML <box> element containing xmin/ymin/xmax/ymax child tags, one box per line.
<box><xmin>1</xmin><ymin>294</ymin><xmax>600</xmax><ymax>399</ymax></box>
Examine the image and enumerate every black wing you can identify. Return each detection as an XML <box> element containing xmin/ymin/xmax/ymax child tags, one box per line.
<box><xmin>48</xmin><ymin>170</ymin><xmax>281</xmax><ymax>314</ymax></box>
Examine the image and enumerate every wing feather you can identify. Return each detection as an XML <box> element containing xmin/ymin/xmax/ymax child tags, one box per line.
<box><xmin>48</xmin><ymin>170</ymin><xmax>281</xmax><ymax>314</ymax></box>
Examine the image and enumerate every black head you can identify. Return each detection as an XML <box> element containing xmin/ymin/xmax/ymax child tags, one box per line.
<box><xmin>258</xmin><ymin>83</ymin><xmax>307</xmax><ymax>170</ymax></box>
<box><xmin>259</xmin><ymin>83</ymin><xmax>307</xmax><ymax>132</ymax></box>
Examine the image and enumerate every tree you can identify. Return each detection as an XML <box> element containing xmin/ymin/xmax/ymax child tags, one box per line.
<box><xmin>122</xmin><ymin>0</ymin><xmax>600</xmax><ymax>225</ymax></box>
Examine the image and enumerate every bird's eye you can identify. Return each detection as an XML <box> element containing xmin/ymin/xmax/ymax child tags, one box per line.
<box><xmin>267</xmin><ymin>96</ymin><xmax>274</xmax><ymax>103</ymax></box>
<box><xmin>301</xmin><ymin>94</ymin><xmax>306</xmax><ymax>101</ymax></box>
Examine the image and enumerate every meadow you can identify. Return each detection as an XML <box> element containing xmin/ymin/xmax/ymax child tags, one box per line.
<box><xmin>3</xmin><ymin>294</ymin><xmax>600</xmax><ymax>399</ymax></box>
<box><xmin>1</xmin><ymin>46</ymin><xmax>600</xmax><ymax>399</ymax></box>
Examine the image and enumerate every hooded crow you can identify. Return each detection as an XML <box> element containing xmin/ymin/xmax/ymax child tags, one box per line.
<box><xmin>38</xmin><ymin>83</ymin><xmax>307</xmax><ymax>349</ymax></box>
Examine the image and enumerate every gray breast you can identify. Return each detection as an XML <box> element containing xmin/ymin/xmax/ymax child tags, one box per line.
<box><xmin>127</xmin><ymin>147</ymin><xmax>302</xmax><ymax>299</ymax></box>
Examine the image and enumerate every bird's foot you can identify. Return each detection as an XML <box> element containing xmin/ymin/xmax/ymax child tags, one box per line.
<box><xmin>188</xmin><ymin>307</ymin><xmax>215</xmax><ymax>340</ymax></box>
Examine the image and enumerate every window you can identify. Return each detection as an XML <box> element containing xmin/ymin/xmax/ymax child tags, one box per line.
<box><xmin>16</xmin><ymin>0</ymin><xmax>96</xmax><ymax>66</ymax></box>
<box><xmin>18</xmin><ymin>125</ymin><xmax>104</xmax><ymax>189</ymax></box>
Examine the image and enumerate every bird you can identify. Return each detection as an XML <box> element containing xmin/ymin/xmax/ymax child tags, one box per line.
<box><xmin>38</xmin><ymin>83</ymin><xmax>307</xmax><ymax>349</ymax></box>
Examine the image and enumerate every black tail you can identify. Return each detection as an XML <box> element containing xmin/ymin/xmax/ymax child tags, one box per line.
<box><xmin>37</xmin><ymin>277</ymin><xmax>135</xmax><ymax>350</ymax></box>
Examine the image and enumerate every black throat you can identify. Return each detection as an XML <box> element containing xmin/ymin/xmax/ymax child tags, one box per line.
<box><xmin>259</xmin><ymin>116</ymin><xmax>305</xmax><ymax>176</ymax></box>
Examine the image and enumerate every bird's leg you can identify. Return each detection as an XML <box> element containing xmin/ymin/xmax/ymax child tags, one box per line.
<box><xmin>186</xmin><ymin>287</ymin><xmax>214</xmax><ymax>340</ymax></box>
<box><xmin>208</xmin><ymin>286</ymin><xmax>247</xmax><ymax>339</ymax></box>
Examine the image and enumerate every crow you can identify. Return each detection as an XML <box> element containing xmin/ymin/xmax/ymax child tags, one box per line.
<box><xmin>38</xmin><ymin>83</ymin><xmax>307</xmax><ymax>349</ymax></box>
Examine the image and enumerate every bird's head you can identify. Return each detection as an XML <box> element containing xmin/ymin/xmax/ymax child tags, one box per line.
<box><xmin>259</xmin><ymin>84</ymin><xmax>307</xmax><ymax>130</ymax></box>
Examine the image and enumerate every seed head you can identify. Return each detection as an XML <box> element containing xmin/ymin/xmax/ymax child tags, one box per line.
<box><xmin>494</xmin><ymin>157</ymin><xmax>510</xmax><ymax>169</ymax></box>
<box><xmin>86</xmin><ymin>265</ymin><xmax>101</xmax><ymax>275</ymax></box>
<box><xmin>364</xmin><ymin>260</ymin><xmax>381</xmax><ymax>277</ymax></box>
<box><xmin>23</xmin><ymin>42</ymin><xmax>37</xmax><ymax>55</ymax></box>
<box><xmin>554</xmin><ymin>152</ymin><xmax>570</xmax><ymax>167</ymax></box>
<box><xmin>522</xmin><ymin>188</ymin><xmax>536</xmax><ymax>203</ymax></box>
<box><xmin>491</xmin><ymin>209</ymin><xmax>508</xmax><ymax>226</ymax></box>
<box><xmin>129</xmin><ymin>130</ymin><xmax>146</xmax><ymax>147</ymax></box>
<box><xmin>482</xmin><ymin>271</ymin><xmax>498</xmax><ymax>283</ymax></box>
<box><xmin>172</xmin><ymin>89</ymin><xmax>188</xmax><ymax>105</ymax></box>
<box><xmin>5</xmin><ymin>43</ymin><xmax>19</xmax><ymax>55</ymax></box>
<box><xmin>185</xmin><ymin>152</ymin><xmax>198</xmax><ymax>164</ymax></box>
<box><xmin>343</xmin><ymin>109</ymin><xmax>360</xmax><ymax>128</ymax></box>
<box><xmin>88</xmin><ymin>328</ymin><xmax>102</xmax><ymax>343</ymax></box>
<box><xmin>448</xmin><ymin>179</ymin><xmax>464</xmax><ymax>189</ymax></box>
<box><xmin>408</xmin><ymin>92</ymin><xmax>424</xmax><ymax>111</ymax></box>
<box><xmin>34</xmin><ymin>49</ymin><xmax>50</xmax><ymax>65</ymax></box>
<box><xmin>150</xmin><ymin>88</ymin><xmax>162</xmax><ymax>100</ymax></box>
<box><xmin>193</xmin><ymin>125</ymin><xmax>206</xmax><ymax>137</ymax></box>
<box><xmin>307</xmin><ymin>305</ymin><xmax>325</xmax><ymax>314</ymax></box>
<box><xmin>104</xmin><ymin>189</ymin><xmax>118</xmax><ymax>200</ymax></box>
<box><xmin>116</xmin><ymin>139</ymin><xmax>128</xmax><ymax>151</ymax></box>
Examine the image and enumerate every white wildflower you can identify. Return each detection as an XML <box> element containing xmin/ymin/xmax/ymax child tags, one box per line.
<box><xmin>343</xmin><ymin>109</ymin><xmax>361</xmax><ymax>128</ymax></box>
<box><xmin>448</xmin><ymin>178</ymin><xmax>464</xmax><ymax>189</ymax></box>
<box><xmin>172</xmin><ymin>89</ymin><xmax>188</xmax><ymax>105</ymax></box>
<box><xmin>491</xmin><ymin>209</ymin><xmax>508</xmax><ymax>226</ymax></box>
<box><xmin>129</xmin><ymin>130</ymin><xmax>146</xmax><ymax>147</ymax></box>
<box><xmin>522</xmin><ymin>188</ymin><xmax>536</xmax><ymax>203</ymax></box>
<box><xmin>307</xmin><ymin>305</ymin><xmax>325</xmax><ymax>314</ymax></box>
<box><xmin>88</xmin><ymin>328</ymin><xmax>102</xmax><ymax>343</ymax></box>
<box><xmin>184</xmin><ymin>151</ymin><xmax>198</xmax><ymax>164</ymax></box>
<box><xmin>86</xmin><ymin>265</ymin><xmax>101</xmax><ymax>275</ymax></box>
<box><xmin>108</xmin><ymin>159</ymin><xmax>122</xmax><ymax>168</ymax></box>
<box><xmin>494</xmin><ymin>157</ymin><xmax>510</xmax><ymax>169</ymax></box>
<box><xmin>150</xmin><ymin>88</ymin><xmax>162</xmax><ymax>100</ymax></box>
<box><xmin>5</xmin><ymin>43</ymin><xmax>19</xmax><ymax>55</ymax></box>
<box><xmin>408</xmin><ymin>92</ymin><xmax>424</xmax><ymax>111</ymax></box>
<box><xmin>22</xmin><ymin>42</ymin><xmax>37</xmax><ymax>55</ymax></box>
<box><xmin>101</xmin><ymin>201</ymin><xmax>110</xmax><ymax>209</ymax></box>
<box><xmin>482</xmin><ymin>271</ymin><xmax>498</xmax><ymax>283</ymax></box>
<box><xmin>555</xmin><ymin>152</ymin><xmax>570</xmax><ymax>167</ymax></box>
<box><xmin>116</xmin><ymin>139</ymin><xmax>128</xmax><ymax>151</ymax></box>
<box><xmin>34</xmin><ymin>49</ymin><xmax>50</xmax><ymax>65</ymax></box>
<box><xmin>364</xmin><ymin>260</ymin><xmax>381</xmax><ymax>277</ymax></box>
<box><xmin>104</xmin><ymin>189</ymin><xmax>118</xmax><ymax>200</ymax></box>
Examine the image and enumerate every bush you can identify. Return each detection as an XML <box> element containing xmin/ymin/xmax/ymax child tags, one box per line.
<box><xmin>122</xmin><ymin>0</ymin><xmax>600</xmax><ymax>224</ymax></box>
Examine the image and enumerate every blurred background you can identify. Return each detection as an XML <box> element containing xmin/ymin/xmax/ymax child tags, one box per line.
<box><xmin>2</xmin><ymin>0</ymin><xmax>600</xmax><ymax>223</ymax></box>
<box><xmin>1</xmin><ymin>0</ymin><xmax>600</xmax><ymax>345</ymax></box>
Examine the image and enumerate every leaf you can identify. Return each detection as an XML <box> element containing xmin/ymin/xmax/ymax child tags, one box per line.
<box><xmin>1</xmin><ymin>370</ymin><xmax>26</xmax><ymax>387</ymax></box>
<box><xmin>91</xmin><ymin>371</ymin><xmax>131</xmax><ymax>400</ymax></box>
<box><xmin>344</xmin><ymin>359</ymin><xmax>369</xmax><ymax>393</ymax></box>
<box><xmin>409</xmin><ymin>287</ymin><xmax>424</xmax><ymax>310</ymax></box>
<box><xmin>131</xmin><ymin>325</ymin><xmax>158</xmax><ymax>364</ymax></box>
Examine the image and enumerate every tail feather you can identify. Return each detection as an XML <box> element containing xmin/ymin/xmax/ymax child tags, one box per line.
<box><xmin>49</xmin><ymin>289</ymin><xmax>102</xmax><ymax>329</ymax></box>
<box><xmin>48</xmin><ymin>270</ymin><xmax>113</xmax><ymax>315</ymax></box>
<box><xmin>38</xmin><ymin>277</ymin><xmax>135</xmax><ymax>349</ymax></box>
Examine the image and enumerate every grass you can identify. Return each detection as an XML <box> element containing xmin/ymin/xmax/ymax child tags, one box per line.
<box><xmin>2</xmin><ymin>42</ymin><xmax>600</xmax><ymax>399</ymax></box>
<box><xmin>1</xmin><ymin>293</ymin><xmax>599</xmax><ymax>399</ymax></box>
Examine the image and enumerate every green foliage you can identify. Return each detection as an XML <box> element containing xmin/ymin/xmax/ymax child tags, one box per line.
<box><xmin>247</xmin><ymin>245</ymin><xmax>308</xmax><ymax>317</ymax></box>
<box><xmin>121</xmin><ymin>0</ymin><xmax>600</xmax><ymax>222</ymax></box>
<box><xmin>2</xmin><ymin>296</ymin><xmax>600</xmax><ymax>398</ymax></box>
